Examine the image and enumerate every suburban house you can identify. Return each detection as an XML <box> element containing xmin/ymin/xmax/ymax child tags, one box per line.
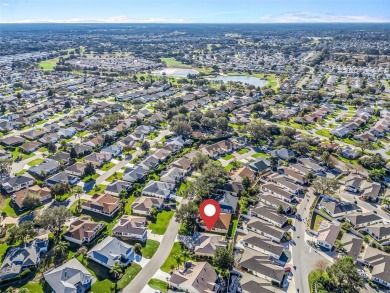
<box><xmin>84</xmin><ymin>152</ymin><xmax>112</xmax><ymax>167</ymax></box>
<box><xmin>170</xmin><ymin>157</ymin><xmax>193</xmax><ymax>174</ymax></box>
<box><xmin>270</xmin><ymin>148</ymin><xmax>296</xmax><ymax>160</ymax></box>
<box><xmin>11</xmin><ymin>185</ymin><xmax>52</xmax><ymax>209</ymax></box>
<box><xmin>262</xmin><ymin>182</ymin><xmax>295</xmax><ymax>203</ymax></box>
<box><xmin>81</xmin><ymin>194</ymin><xmax>119</xmax><ymax>217</ymax></box>
<box><xmin>73</xmin><ymin>144</ymin><xmax>93</xmax><ymax>157</ymax></box>
<box><xmin>142</xmin><ymin>180</ymin><xmax>176</xmax><ymax>200</ymax></box>
<box><xmin>362</xmin><ymin>224</ymin><xmax>390</xmax><ymax>242</ymax></box>
<box><xmin>1</xmin><ymin>175</ymin><xmax>34</xmax><ymax>193</ymax></box>
<box><xmin>242</xmin><ymin>232</ymin><xmax>285</xmax><ymax>262</ymax></box>
<box><xmin>160</xmin><ymin>167</ymin><xmax>185</xmax><ymax>184</ymax></box>
<box><xmin>316</xmin><ymin>221</ymin><xmax>341</xmax><ymax>250</ymax></box>
<box><xmin>200</xmin><ymin>140</ymin><xmax>238</xmax><ymax>158</ymax></box>
<box><xmin>58</xmin><ymin>127</ymin><xmax>77</xmax><ymax>138</ymax></box>
<box><xmin>358</xmin><ymin>247</ymin><xmax>390</xmax><ymax>288</ymax></box>
<box><xmin>199</xmin><ymin>213</ymin><xmax>231</xmax><ymax>234</ymax></box>
<box><xmin>340</xmin><ymin>233</ymin><xmax>364</xmax><ymax>263</ymax></box>
<box><xmin>122</xmin><ymin>165</ymin><xmax>148</xmax><ymax>183</ymax></box>
<box><xmin>187</xmin><ymin>232</ymin><xmax>227</xmax><ymax>257</ymax></box>
<box><xmin>65</xmin><ymin>162</ymin><xmax>87</xmax><ymax>177</ymax></box>
<box><xmin>238</xmin><ymin>248</ymin><xmax>286</xmax><ymax>287</ymax></box>
<box><xmin>63</xmin><ymin>216</ymin><xmax>105</xmax><ymax>245</ymax></box>
<box><xmin>87</xmin><ymin>236</ymin><xmax>135</xmax><ymax>269</ymax></box>
<box><xmin>169</xmin><ymin>261</ymin><xmax>220</xmax><ymax>293</ymax></box>
<box><xmin>101</xmin><ymin>144</ymin><xmax>122</xmax><ymax>157</ymax></box>
<box><xmin>0</xmin><ymin>239</ymin><xmax>48</xmax><ymax>281</ymax></box>
<box><xmin>212</xmin><ymin>193</ymin><xmax>239</xmax><ymax>214</ymax></box>
<box><xmin>320</xmin><ymin>200</ymin><xmax>362</xmax><ymax>218</ymax></box>
<box><xmin>29</xmin><ymin>159</ymin><xmax>59</xmax><ymax>178</ymax></box>
<box><xmin>48</xmin><ymin>151</ymin><xmax>72</xmax><ymax>166</ymax></box>
<box><xmin>46</xmin><ymin>171</ymin><xmax>79</xmax><ymax>186</ymax></box>
<box><xmin>105</xmin><ymin>180</ymin><xmax>132</xmax><ymax>197</ymax></box>
<box><xmin>250</xmin><ymin>205</ymin><xmax>288</xmax><ymax>228</ymax></box>
<box><xmin>345</xmin><ymin>213</ymin><xmax>383</xmax><ymax>229</ymax></box>
<box><xmin>247</xmin><ymin>158</ymin><xmax>270</xmax><ymax>174</ymax></box>
<box><xmin>131</xmin><ymin>196</ymin><xmax>164</xmax><ymax>216</ymax></box>
<box><xmin>112</xmin><ymin>215</ymin><xmax>147</xmax><ymax>242</ymax></box>
<box><xmin>43</xmin><ymin>258</ymin><xmax>95</xmax><ymax>293</ymax></box>
<box><xmin>230</xmin><ymin>166</ymin><xmax>255</xmax><ymax>183</ymax></box>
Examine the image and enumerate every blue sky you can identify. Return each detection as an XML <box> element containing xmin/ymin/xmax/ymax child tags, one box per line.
<box><xmin>1</xmin><ymin>0</ymin><xmax>390</xmax><ymax>23</ymax></box>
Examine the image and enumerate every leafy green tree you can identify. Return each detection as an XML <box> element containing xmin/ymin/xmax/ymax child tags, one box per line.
<box><xmin>37</xmin><ymin>206</ymin><xmax>71</xmax><ymax>235</ymax></box>
<box><xmin>47</xmin><ymin>142</ymin><xmax>57</xmax><ymax>154</ymax></box>
<box><xmin>134</xmin><ymin>243</ymin><xmax>142</xmax><ymax>255</ymax></box>
<box><xmin>175</xmin><ymin>201</ymin><xmax>199</xmax><ymax>234</ymax></box>
<box><xmin>70</xmin><ymin>147</ymin><xmax>77</xmax><ymax>158</ymax></box>
<box><xmin>84</xmin><ymin>162</ymin><xmax>96</xmax><ymax>177</ymax></box>
<box><xmin>22</xmin><ymin>193</ymin><xmax>42</xmax><ymax>210</ymax></box>
<box><xmin>6</xmin><ymin>222</ymin><xmax>37</xmax><ymax>244</ymax></box>
<box><xmin>0</xmin><ymin>158</ymin><xmax>12</xmax><ymax>177</ymax></box>
<box><xmin>355</xmin><ymin>140</ymin><xmax>375</xmax><ymax>153</ymax></box>
<box><xmin>242</xmin><ymin>176</ymin><xmax>251</xmax><ymax>190</ymax></box>
<box><xmin>326</xmin><ymin>256</ymin><xmax>362</xmax><ymax>293</ymax></box>
<box><xmin>140</xmin><ymin>141</ymin><xmax>150</xmax><ymax>152</ymax></box>
<box><xmin>312</xmin><ymin>177</ymin><xmax>339</xmax><ymax>196</ymax></box>
<box><xmin>213</xmin><ymin>248</ymin><xmax>234</xmax><ymax>270</ymax></box>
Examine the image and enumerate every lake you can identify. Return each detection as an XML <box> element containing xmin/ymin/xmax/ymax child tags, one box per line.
<box><xmin>207</xmin><ymin>75</ymin><xmax>267</xmax><ymax>87</ymax></box>
<box><xmin>152</xmin><ymin>68</ymin><xmax>199</xmax><ymax>77</ymax></box>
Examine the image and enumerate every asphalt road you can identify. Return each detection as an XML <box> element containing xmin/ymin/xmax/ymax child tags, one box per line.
<box><xmin>290</xmin><ymin>190</ymin><xmax>330</xmax><ymax>293</ymax></box>
<box><xmin>122</xmin><ymin>199</ymin><xmax>188</xmax><ymax>293</ymax></box>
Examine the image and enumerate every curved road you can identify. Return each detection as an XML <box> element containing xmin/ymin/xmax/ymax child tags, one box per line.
<box><xmin>122</xmin><ymin>199</ymin><xmax>187</xmax><ymax>292</ymax></box>
<box><xmin>290</xmin><ymin>190</ymin><xmax>329</xmax><ymax>293</ymax></box>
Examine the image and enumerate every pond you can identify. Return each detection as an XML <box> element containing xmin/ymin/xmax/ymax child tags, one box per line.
<box><xmin>152</xmin><ymin>68</ymin><xmax>199</xmax><ymax>77</ymax></box>
<box><xmin>207</xmin><ymin>75</ymin><xmax>267</xmax><ymax>87</ymax></box>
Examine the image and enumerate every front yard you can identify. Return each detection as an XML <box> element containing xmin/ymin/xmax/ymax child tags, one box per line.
<box><xmin>100</xmin><ymin>162</ymin><xmax>115</xmax><ymax>171</ymax></box>
<box><xmin>148</xmin><ymin>210</ymin><xmax>174</xmax><ymax>235</ymax></box>
<box><xmin>27</xmin><ymin>158</ymin><xmax>44</xmax><ymax>167</ymax></box>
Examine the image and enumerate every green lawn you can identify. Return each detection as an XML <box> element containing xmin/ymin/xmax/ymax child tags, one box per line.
<box><xmin>0</xmin><ymin>242</ymin><xmax>9</xmax><ymax>265</ymax></box>
<box><xmin>38</xmin><ymin>58</ymin><xmax>59</xmax><ymax>70</ymax></box>
<box><xmin>106</xmin><ymin>172</ymin><xmax>124</xmax><ymax>182</ymax></box>
<box><xmin>222</xmin><ymin>154</ymin><xmax>235</xmax><ymax>160</ymax></box>
<box><xmin>21</xmin><ymin>282</ymin><xmax>44</xmax><ymax>293</ymax></box>
<box><xmin>82</xmin><ymin>173</ymin><xmax>99</xmax><ymax>182</ymax></box>
<box><xmin>35</xmin><ymin>119</ymin><xmax>47</xmax><ymax>125</ymax></box>
<box><xmin>124</xmin><ymin>195</ymin><xmax>137</xmax><ymax>215</ymax></box>
<box><xmin>315</xmin><ymin>129</ymin><xmax>332</xmax><ymax>138</ymax></box>
<box><xmin>0</xmin><ymin>198</ymin><xmax>18</xmax><ymax>217</ymax></box>
<box><xmin>148</xmin><ymin>210</ymin><xmax>174</xmax><ymax>235</ymax></box>
<box><xmin>228</xmin><ymin>217</ymin><xmax>239</xmax><ymax>238</ymax></box>
<box><xmin>11</xmin><ymin>147</ymin><xmax>35</xmax><ymax>161</ymax></box>
<box><xmin>161</xmin><ymin>57</ymin><xmax>191</xmax><ymax>68</ymax></box>
<box><xmin>38</xmin><ymin>147</ymin><xmax>48</xmax><ymax>152</ymax></box>
<box><xmin>77</xmin><ymin>131</ymin><xmax>89</xmax><ymax>137</ymax></box>
<box><xmin>148</xmin><ymin>278</ymin><xmax>168</xmax><ymax>292</ymax></box>
<box><xmin>101</xmin><ymin>162</ymin><xmax>115</xmax><ymax>171</ymax></box>
<box><xmin>87</xmin><ymin>184</ymin><xmax>106</xmax><ymax>195</ymax></box>
<box><xmin>160</xmin><ymin>242</ymin><xmax>182</xmax><ymax>273</ymax></box>
<box><xmin>27</xmin><ymin>158</ymin><xmax>44</xmax><ymax>167</ymax></box>
<box><xmin>237</xmin><ymin>148</ymin><xmax>249</xmax><ymax>155</ymax></box>
<box><xmin>312</xmin><ymin>213</ymin><xmax>329</xmax><ymax>231</ymax></box>
<box><xmin>252</xmin><ymin>152</ymin><xmax>270</xmax><ymax>158</ymax></box>
<box><xmin>224</xmin><ymin>162</ymin><xmax>242</xmax><ymax>172</ymax></box>
<box><xmin>116</xmin><ymin>263</ymin><xmax>142</xmax><ymax>290</ymax></box>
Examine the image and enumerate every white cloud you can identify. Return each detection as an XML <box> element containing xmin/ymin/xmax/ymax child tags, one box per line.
<box><xmin>259</xmin><ymin>12</ymin><xmax>390</xmax><ymax>23</ymax></box>
<box><xmin>4</xmin><ymin>16</ymin><xmax>187</xmax><ymax>23</ymax></box>
<box><xmin>1</xmin><ymin>3</ymin><xmax>9</xmax><ymax>6</ymax></box>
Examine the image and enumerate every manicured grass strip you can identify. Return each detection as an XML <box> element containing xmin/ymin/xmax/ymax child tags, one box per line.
<box><xmin>148</xmin><ymin>278</ymin><xmax>168</xmax><ymax>293</ymax></box>
<box><xmin>101</xmin><ymin>162</ymin><xmax>115</xmax><ymax>171</ymax></box>
<box><xmin>222</xmin><ymin>154</ymin><xmax>235</xmax><ymax>160</ymax></box>
<box><xmin>252</xmin><ymin>152</ymin><xmax>270</xmax><ymax>158</ymax></box>
<box><xmin>141</xmin><ymin>240</ymin><xmax>160</xmax><ymax>259</ymax></box>
<box><xmin>160</xmin><ymin>242</ymin><xmax>182</xmax><ymax>273</ymax></box>
<box><xmin>149</xmin><ymin>210</ymin><xmax>174</xmax><ymax>235</ymax></box>
<box><xmin>160</xmin><ymin>57</ymin><xmax>191</xmax><ymax>68</ymax></box>
<box><xmin>117</xmin><ymin>263</ymin><xmax>142</xmax><ymax>290</ymax></box>
<box><xmin>27</xmin><ymin>158</ymin><xmax>44</xmax><ymax>167</ymax></box>
<box><xmin>237</xmin><ymin>148</ymin><xmax>249</xmax><ymax>155</ymax></box>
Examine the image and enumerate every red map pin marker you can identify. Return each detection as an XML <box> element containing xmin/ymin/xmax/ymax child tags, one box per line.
<box><xmin>200</xmin><ymin>199</ymin><xmax>221</xmax><ymax>230</ymax></box>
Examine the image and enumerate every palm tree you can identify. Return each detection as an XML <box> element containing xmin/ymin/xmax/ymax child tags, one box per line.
<box><xmin>54</xmin><ymin>241</ymin><xmax>70</xmax><ymax>257</ymax></box>
<box><xmin>77</xmin><ymin>246</ymin><xmax>88</xmax><ymax>261</ymax></box>
<box><xmin>181</xmin><ymin>249</ymin><xmax>191</xmax><ymax>263</ymax></box>
<box><xmin>173</xmin><ymin>254</ymin><xmax>183</xmax><ymax>269</ymax></box>
<box><xmin>110</xmin><ymin>261</ymin><xmax>123</xmax><ymax>279</ymax></box>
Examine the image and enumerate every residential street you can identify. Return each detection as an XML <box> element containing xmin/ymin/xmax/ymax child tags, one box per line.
<box><xmin>289</xmin><ymin>190</ymin><xmax>329</xmax><ymax>293</ymax></box>
<box><xmin>122</xmin><ymin>199</ymin><xmax>188</xmax><ymax>293</ymax></box>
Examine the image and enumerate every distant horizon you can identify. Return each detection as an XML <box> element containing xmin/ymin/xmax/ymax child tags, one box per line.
<box><xmin>1</xmin><ymin>0</ymin><xmax>389</xmax><ymax>24</ymax></box>
<box><xmin>1</xmin><ymin>22</ymin><xmax>390</xmax><ymax>24</ymax></box>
